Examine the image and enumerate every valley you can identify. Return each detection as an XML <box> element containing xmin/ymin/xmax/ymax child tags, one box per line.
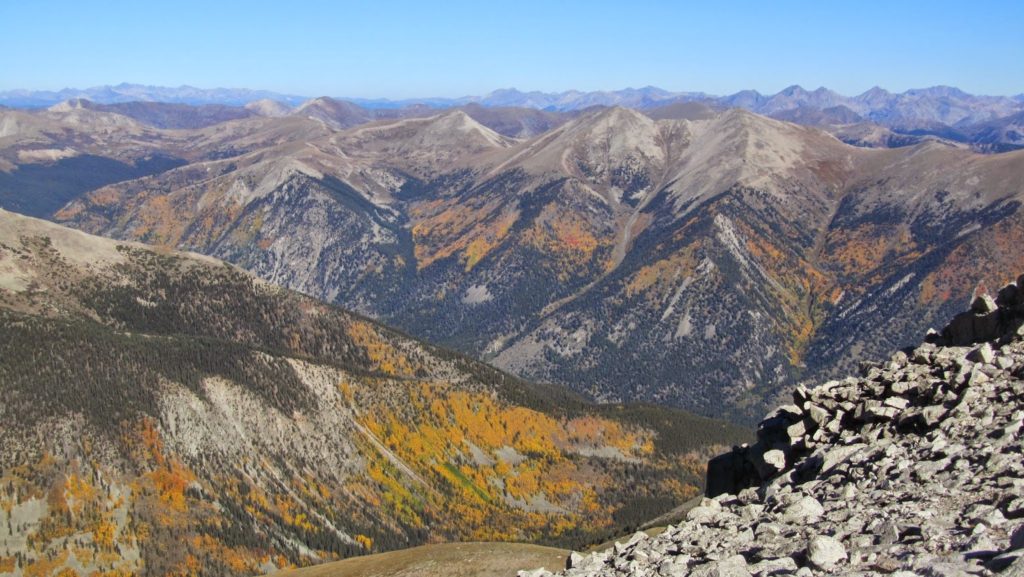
<box><xmin>2</xmin><ymin>97</ymin><xmax>1020</xmax><ymax>421</ymax></box>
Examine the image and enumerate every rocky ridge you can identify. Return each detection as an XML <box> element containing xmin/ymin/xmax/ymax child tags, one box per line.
<box><xmin>526</xmin><ymin>274</ymin><xmax>1024</xmax><ymax>577</ymax></box>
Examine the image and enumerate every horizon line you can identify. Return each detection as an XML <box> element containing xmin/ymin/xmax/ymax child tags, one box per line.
<box><xmin>2</xmin><ymin>82</ymin><xmax>1023</xmax><ymax>103</ymax></box>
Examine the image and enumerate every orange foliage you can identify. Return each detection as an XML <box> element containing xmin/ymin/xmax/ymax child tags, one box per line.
<box><xmin>147</xmin><ymin>460</ymin><xmax>195</xmax><ymax>515</ymax></box>
<box><xmin>410</xmin><ymin>199</ymin><xmax>518</xmax><ymax>271</ymax></box>
<box><xmin>133</xmin><ymin>195</ymin><xmax>186</xmax><ymax>248</ymax></box>
<box><xmin>626</xmin><ymin>247</ymin><xmax>697</xmax><ymax>298</ymax></box>
<box><xmin>136</xmin><ymin>419</ymin><xmax>165</xmax><ymax>466</ymax></box>
<box><xmin>918</xmin><ymin>216</ymin><xmax>1024</xmax><ymax>306</ymax></box>
<box><xmin>523</xmin><ymin>206</ymin><xmax>609</xmax><ymax>278</ymax></box>
<box><xmin>191</xmin><ymin>534</ymin><xmax>252</xmax><ymax>574</ymax></box>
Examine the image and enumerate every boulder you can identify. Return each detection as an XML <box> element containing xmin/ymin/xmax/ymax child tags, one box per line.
<box><xmin>806</xmin><ymin>535</ymin><xmax>847</xmax><ymax>570</ymax></box>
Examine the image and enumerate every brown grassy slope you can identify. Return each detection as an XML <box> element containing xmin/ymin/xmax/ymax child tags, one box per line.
<box><xmin>271</xmin><ymin>542</ymin><xmax>568</xmax><ymax>577</ymax></box>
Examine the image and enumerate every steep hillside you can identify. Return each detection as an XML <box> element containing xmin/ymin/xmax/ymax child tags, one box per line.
<box><xmin>0</xmin><ymin>209</ymin><xmax>748</xmax><ymax>577</ymax></box>
<box><xmin>527</xmin><ymin>274</ymin><xmax>1024</xmax><ymax>577</ymax></box>
<box><xmin>44</xmin><ymin>106</ymin><xmax>1024</xmax><ymax>422</ymax></box>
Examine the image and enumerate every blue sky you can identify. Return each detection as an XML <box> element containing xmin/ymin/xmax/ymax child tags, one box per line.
<box><xmin>2</xmin><ymin>0</ymin><xmax>1022</xmax><ymax>98</ymax></box>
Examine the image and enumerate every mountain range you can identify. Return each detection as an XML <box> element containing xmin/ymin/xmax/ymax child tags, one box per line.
<box><xmin>4</xmin><ymin>83</ymin><xmax>1023</xmax><ymax>151</ymax></box>
<box><xmin>0</xmin><ymin>83</ymin><xmax>308</xmax><ymax>108</ymax></box>
<box><xmin>0</xmin><ymin>208</ymin><xmax>746</xmax><ymax>576</ymax></box>
<box><xmin>2</xmin><ymin>98</ymin><xmax>1022</xmax><ymax>423</ymax></box>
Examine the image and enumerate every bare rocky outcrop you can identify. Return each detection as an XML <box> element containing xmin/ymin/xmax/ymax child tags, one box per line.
<box><xmin>527</xmin><ymin>274</ymin><xmax>1024</xmax><ymax>577</ymax></box>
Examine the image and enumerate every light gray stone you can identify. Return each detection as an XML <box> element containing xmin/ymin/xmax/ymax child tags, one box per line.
<box><xmin>781</xmin><ymin>496</ymin><xmax>824</xmax><ymax>522</ymax></box>
<box><xmin>762</xmin><ymin>450</ymin><xmax>786</xmax><ymax>472</ymax></box>
<box><xmin>807</xmin><ymin>535</ymin><xmax>847</xmax><ymax>570</ymax></box>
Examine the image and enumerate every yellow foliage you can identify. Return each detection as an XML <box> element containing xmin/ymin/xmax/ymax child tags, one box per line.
<box><xmin>23</xmin><ymin>550</ymin><xmax>69</xmax><ymax>577</ymax></box>
<box><xmin>64</xmin><ymin>473</ymin><xmax>97</xmax><ymax>513</ymax></box>
<box><xmin>351</xmin><ymin>378</ymin><xmax>685</xmax><ymax>542</ymax></box>
<box><xmin>355</xmin><ymin>534</ymin><xmax>373</xmax><ymax>550</ymax></box>
<box><xmin>338</xmin><ymin>381</ymin><xmax>353</xmax><ymax>402</ymax></box>
<box><xmin>411</xmin><ymin>199</ymin><xmax>518</xmax><ymax>271</ymax></box>
<box><xmin>93</xmin><ymin>518</ymin><xmax>117</xmax><ymax>550</ymax></box>
<box><xmin>347</xmin><ymin>320</ymin><xmax>416</xmax><ymax>376</ymax></box>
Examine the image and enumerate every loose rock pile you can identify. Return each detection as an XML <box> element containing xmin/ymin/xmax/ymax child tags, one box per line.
<box><xmin>524</xmin><ymin>274</ymin><xmax>1024</xmax><ymax>577</ymax></box>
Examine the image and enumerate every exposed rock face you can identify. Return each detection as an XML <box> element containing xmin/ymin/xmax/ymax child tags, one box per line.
<box><xmin>528</xmin><ymin>275</ymin><xmax>1024</xmax><ymax>577</ymax></box>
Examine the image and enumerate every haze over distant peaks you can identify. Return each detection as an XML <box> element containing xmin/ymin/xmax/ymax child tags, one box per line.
<box><xmin>0</xmin><ymin>82</ymin><xmax>308</xmax><ymax>107</ymax></box>
<box><xmin>5</xmin><ymin>83</ymin><xmax>1023</xmax><ymax>152</ymax></box>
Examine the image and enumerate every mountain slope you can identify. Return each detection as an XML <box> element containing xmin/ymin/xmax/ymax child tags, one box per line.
<box><xmin>45</xmin><ymin>105</ymin><xmax>1024</xmax><ymax>422</ymax></box>
<box><xmin>0</xmin><ymin>208</ymin><xmax>747</xmax><ymax>577</ymax></box>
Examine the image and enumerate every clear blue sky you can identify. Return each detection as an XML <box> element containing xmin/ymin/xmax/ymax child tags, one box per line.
<box><xmin>2</xmin><ymin>0</ymin><xmax>1022</xmax><ymax>98</ymax></box>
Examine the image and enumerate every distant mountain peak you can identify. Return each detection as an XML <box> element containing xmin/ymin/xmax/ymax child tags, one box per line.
<box><xmin>47</xmin><ymin>98</ymin><xmax>92</xmax><ymax>112</ymax></box>
<box><xmin>244</xmin><ymin>98</ymin><xmax>293</xmax><ymax>117</ymax></box>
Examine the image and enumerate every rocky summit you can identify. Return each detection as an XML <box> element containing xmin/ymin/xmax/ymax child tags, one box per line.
<box><xmin>526</xmin><ymin>274</ymin><xmax>1024</xmax><ymax>577</ymax></box>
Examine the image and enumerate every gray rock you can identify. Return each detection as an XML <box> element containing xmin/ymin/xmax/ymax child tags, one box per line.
<box><xmin>786</xmin><ymin>420</ymin><xmax>807</xmax><ymax>440</ymax></box>
<box><xmin>781</xmin><ymin>496</ymin><xmax>824</xmax><ymax>522</ymax></box>
<box><xmin>807</xmin><ymin>403</ymin><xmax>830</xmax><ymax>426</ymax></box>
<box><xmin>988</xmin><ymin>551</ymin><xmax>1024</xmax><ymax>572</ymax></box>
<box><xmin>686</xmin><ymin>505</ymin><xmax>719</xmax><ymax>524</ymax></box>
<box><xmin>691</xmin><ymin>555</ymin><xmax>751</xmax><ymax>577</ymax></box>
<box><xmin>884</xmin><ymin>396</ymin><xmax>910</xmax><ymax>410</ymax></box>
<box><xmin>747</xmin><ymin>557</ymin><xmax>797</xmax><ymax>576</ymax></box>
<box><xmin>921</xmin><ymin>405</ymin><xmax>947</xmax><ymax>427</ymax></box>
<box><xmin>967</xmin><ymin>342</ymin><xmax>995</xmax><ymax>364</ymax></box>
<box><xmin>657</xmin><ymin>556</ymin><xmax>691</xmax><ymax>577</ymax></box>
<box><xmin>762</xmin><ymin>450</ymin><xmax>786</xmax><ymax>472</ymax></box>
<box><xmin>806</xmin><ymin>535</ymin><xmax>847</xmax><ymax>570</ymax></box>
